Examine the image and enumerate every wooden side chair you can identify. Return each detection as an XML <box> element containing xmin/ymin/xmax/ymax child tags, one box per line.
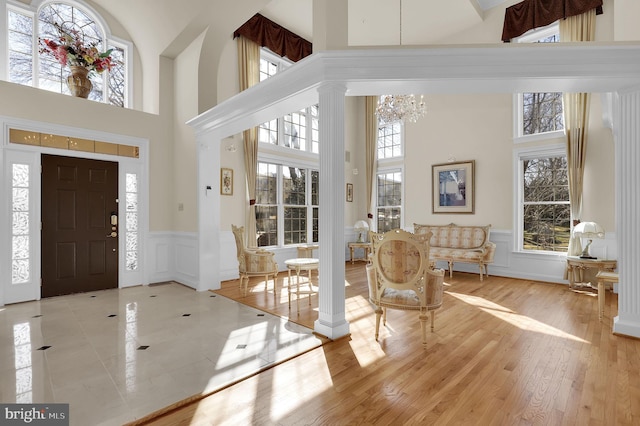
<box><xmin>367</xmin><ymin>228</ymin><xmax>445</xmax><ymax>348</ymax></box>
<box><xmin>231</xmin><ymin>225</ymin><xmax>278</xmax><ymax>297</ymax></box>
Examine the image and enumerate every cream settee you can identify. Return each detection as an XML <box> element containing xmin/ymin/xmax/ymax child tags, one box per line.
<box><xmin>413</xmin><ymin>223</ymin><xmax>496</xmax><ymax>281</ymax></box>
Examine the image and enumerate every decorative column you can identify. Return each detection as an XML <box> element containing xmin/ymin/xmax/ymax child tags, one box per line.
<box><xmin>314</xmin><ymin>82</ymin><xmax>350</xmax><ymax>339</ymax></box>
<box><xmin>196</xmin><ymin>130</ymin><xmax>221</xmax><ymax>292</ymax></box>
<box><xmin>613</xmin><ymin>88</ymin><xmax>640</xmax><ymax>338</ymax></box>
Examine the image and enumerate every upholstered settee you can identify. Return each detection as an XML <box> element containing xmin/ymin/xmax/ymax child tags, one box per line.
<box><xmin>413</xmin><ymin>223</ymin><xmax>496</xmax><ymax>281</ymax></box>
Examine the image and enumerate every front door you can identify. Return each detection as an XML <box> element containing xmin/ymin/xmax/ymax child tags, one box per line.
<box><xmin>41</xmin><ymin>155</ymin><xmax>119</xmax><ymax>297</ymax></box>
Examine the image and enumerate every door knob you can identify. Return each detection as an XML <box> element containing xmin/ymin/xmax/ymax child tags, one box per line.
<box><xmin>107</xmin><ymin>231</ymin><xmax>117</xmax><ymax>237</ymax></box>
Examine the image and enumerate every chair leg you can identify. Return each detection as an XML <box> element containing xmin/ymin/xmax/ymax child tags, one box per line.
<box><xmin>241</xmin><ymin>275</ymin><xmax>248</xmax><ymax>296</ymax></box>
<box><xmin>375</xmin><ymin>307</ymin><xmax>383</xmax><ymax>341</ymax></box>
<box><xmin>479</xmin><ymin>264</ymin><xmax>484</xmax><ymax>282</ymax></box>
<box><xmin>430</xmin><ymin>310</ymin><xmax>436</xmax><ymax>331</ymax></box>
<box><xmin>419</xmin><ymin>313</ymin><xmax>428</xmax><ymax>348</ymax></box>
<box><xmin>448</xmin><ymin>260</ymin><xmax>454</xmax><ymax>279</ymax></box>
<box><xmin>382</xmin><ymin>307</ymin><xmax>387</xmax><ymax>326</ymax></box>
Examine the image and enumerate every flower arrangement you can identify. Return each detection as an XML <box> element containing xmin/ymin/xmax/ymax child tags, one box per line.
<box><xmin>39</xmin><ymin>22</ymin><xmax>113</xmax><ymax>75</ymax></box>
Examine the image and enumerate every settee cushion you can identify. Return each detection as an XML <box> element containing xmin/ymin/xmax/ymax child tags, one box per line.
<box><xmin>428</xmin><ymin>225</ymin><xmax>490</xmax><ymax>249</ymax></box>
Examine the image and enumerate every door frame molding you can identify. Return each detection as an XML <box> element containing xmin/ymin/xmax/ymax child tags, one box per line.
<box><xmin>1</xmin><ymin>116</ymin><xmax>149</xmax><ymax>305</ymax></box>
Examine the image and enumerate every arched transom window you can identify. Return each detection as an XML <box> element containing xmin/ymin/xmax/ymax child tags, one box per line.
<box><xmin>6</xmin><ymin>0</ymin><xmax>130</xmax><ymax>107</ymax></box>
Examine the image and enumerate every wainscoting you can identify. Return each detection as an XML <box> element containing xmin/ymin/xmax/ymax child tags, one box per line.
<box><xmin>146</xmin><ymin>229</ymin><xmax>618</xmax><ymax>290</ymax></box>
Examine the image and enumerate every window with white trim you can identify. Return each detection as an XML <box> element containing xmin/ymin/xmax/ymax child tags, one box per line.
<box><xmin>515</xmin><ymin>24</ymin><xmax>563</xmax><ymax>139</ymax></box>
<box><xmin>5</xmin><ymin>0</ymin><xmax>129</xmax><ymax>107</ymax></box>
<box><xmin>256</xmin><ymin>162</ymin><xmax>319</xmax><ymax>247</ymax></box>
<box><xmin>375</xmin><ymin>104</ymin><xmax>404</xmax><ymax>232</ymax></box>
<box><xmin>256</xmin><ymin>48</ymin><xmax>319</xmax><ymax>247</ymax></box>
<box><xmin>125</xmin><ymin>173</ymin><xmax>139</xmax><ymax>270</ymax></box>
<box><xmin>516</xmin><ymin>145</ymin><xmax>570</xmax><ymax>253</ymax></box>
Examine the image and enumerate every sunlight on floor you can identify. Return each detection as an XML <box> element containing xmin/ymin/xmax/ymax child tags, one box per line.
<box><xmin>448</xmin><ymin>292</ymin><xmax>588</xmax><ymax>343</ymax></box>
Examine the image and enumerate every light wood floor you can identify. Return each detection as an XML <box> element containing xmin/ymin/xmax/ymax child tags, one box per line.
<box><xmin>134</xmin><ymin>263</ymin><xmax>640</xmax><ymax>425</ymax></box>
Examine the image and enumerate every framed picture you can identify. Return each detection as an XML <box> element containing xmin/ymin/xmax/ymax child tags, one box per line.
<box><xmin>432</xmin><ymin>160</ymin><xmax>475</xmax><ymax>214</ymax></box>
<box><xmin>346</xmin><ymin>183</ymin><xmax>353</xmax><ymax>202</ymax></box>
<box><xmin>220</xmin><ymin>168</ymin><xmax>233</xmax><ymax>195</ymax></box>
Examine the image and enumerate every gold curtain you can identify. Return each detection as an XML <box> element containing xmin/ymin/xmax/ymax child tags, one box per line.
<box><xmin>237</xmin><ymin>36</ymin><xmax>260</xmax><ymax>247</ymax></box>
<box><xmin>561</xmin><ymin>9</ymin><xmax>596</xmax><ymax>256</ymax></box>
<box><xmin>365</xmin><ymin>96</ymin><xmax>378</xmax><ymax>229</ymax></box>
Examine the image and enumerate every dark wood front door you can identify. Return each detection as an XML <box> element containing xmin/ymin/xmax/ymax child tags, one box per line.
<box><xmin>41</xmin><ymin>155</ymin><xmax>119</xmax><ymax>297</ymax></box>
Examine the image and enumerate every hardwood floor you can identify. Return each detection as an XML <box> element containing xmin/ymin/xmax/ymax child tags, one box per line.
<box><xmin>134</xmin><ymin>263</ymin><xmax>640</xmax><ymax>425</ymax></box>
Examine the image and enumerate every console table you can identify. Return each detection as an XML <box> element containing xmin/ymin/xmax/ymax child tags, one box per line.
<box><xmin>566</xmin><ymin>256</ymin><xmax>617</xmax><ymax>290</ymax></box>
<box><xmin>348</xmin><ymin>242</ymin><xmax>372</xmax><ymax>264</ymax></box>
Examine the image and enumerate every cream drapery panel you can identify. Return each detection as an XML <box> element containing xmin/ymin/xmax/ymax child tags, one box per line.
<box><xmin>237</xmin><ymin>36</ymin><xmax>260</xmax><ymax>247</ymax></box>
<box><xmin>365</xmin><ymin>96</ymin><xmax>378</xmax><ymax>228</ymax></box>
<box><xmin>560</xmin><ymin>9</ymin><xmax>596</xmax><ymax>256</ymax></box>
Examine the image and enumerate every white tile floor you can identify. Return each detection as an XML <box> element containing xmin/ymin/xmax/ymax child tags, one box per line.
<box><xmin>0</xmin><ymin>282</ymin><xmax>322</xmax><ymax>426</ymax></box>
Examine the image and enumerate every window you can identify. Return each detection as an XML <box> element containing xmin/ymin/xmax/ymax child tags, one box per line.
<box><xmin>516</xmin><ymin>25</ymin><xmax>563</xmax><ymax>139</ymax></box>
<box><xmin>11</xmin><ymin>164</ymin><xmax>30</xmax><ymax>284</ymax></box>
<box><xmin>256</xmin><ymin>48</ymin><xmax>320</xmax><ymax>248</ymax></box>
<box><xmin>375</xmin><ymin>103</ymin><xmax>404</xmax><ymax>232</ymax></box>
<box><xmin>516</xmin><ymin>146</ymin><xmax>570</xmax><ymax>252</ymax></box>
<box><xmin>5</xmin><ymin>1</ymin><xmax>130</xmax><ymax>107</ymax></box>
<box><xmin>256</xmin><ymin>162</ymin><xmax>319</xmax><ymax>248</ymax></box>
<box><xmin>376</xmin><ymin>170</ymin><xmax>402</xmax><ymax>233</ymax></box>
<box><xmin>258</xmin><ymin>49</ymin><xmax>319</xmax><ymax>153</ymax></box>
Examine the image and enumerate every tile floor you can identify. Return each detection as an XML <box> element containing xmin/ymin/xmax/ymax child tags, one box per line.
<box><xmin>0</xmin><ymin>282</ymin><xmax>322</xmax><ymax>426</ymax></box>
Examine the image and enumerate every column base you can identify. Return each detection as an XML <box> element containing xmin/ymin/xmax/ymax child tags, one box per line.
<box><xmin>613</xmin><ymin>315</ymin><xmax>640</xmax><ymax>339</ymax></box>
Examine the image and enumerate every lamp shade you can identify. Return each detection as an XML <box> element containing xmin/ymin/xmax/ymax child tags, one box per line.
<box><xmin>573</xmin><ymin>222</ymin><xmax>605</xmax><ymax>238</ymax></box>
<box><xmin>354</xmin><ymin>220</ymin><xmax>369</xmax><ymax>232</ymax></box>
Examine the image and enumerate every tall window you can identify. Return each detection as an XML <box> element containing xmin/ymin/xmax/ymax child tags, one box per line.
<box><xmin>375</xmin><ymin>104</ymin><xmax>404</xmax><ymax>232</ymax></box>
<box><xmin>517</xmin><ymin>26</ymin><xmax>563</xmax><ymax>138</ymax></box>
<box><xmin>6</xmin><ymin>1</ymin><xmax>129</xmax><ymax>107</ymax></box>
<box><xmin>256</xmin><ymin>162</ymin><xmax>319</xmax><ymax>247</ymax></box>
<box><xmin>517</xmin><ymin>146</ymin><xmax>570</xmax><ymax>252</ymax></box>
<box><xmin>256</xmin><ymin>48</ymin><xmax>319</xmax><ymax>247</ymax></box>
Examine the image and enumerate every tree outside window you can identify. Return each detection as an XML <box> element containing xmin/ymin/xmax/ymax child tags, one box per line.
<box><xmin>521</xmin><ymin>155</ymin><xmax>570</xmax><ymax>252</ymax></box>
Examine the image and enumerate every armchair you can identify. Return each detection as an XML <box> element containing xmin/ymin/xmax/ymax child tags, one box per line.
<box><xmin>367</xmin><ymin>229</ymin><xmax>445</xmax><ymax>348</ymax></box>
<box><xmin>231</xmin><ymin>225</ymin><xmax>278</xmax><ymax>297</ymax></box>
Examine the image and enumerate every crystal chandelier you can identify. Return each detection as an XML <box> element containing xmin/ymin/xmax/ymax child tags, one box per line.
<box><xmin>375</xmin><ymin>94</ymin><xmax>427</xmax><ymax>124</ymax></box>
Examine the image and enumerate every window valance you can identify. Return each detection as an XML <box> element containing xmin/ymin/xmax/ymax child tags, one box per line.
<box><xmin>501</xmin><ymin>0</ymin><xmax>603</xmax><ymax>42</ymax></box>
<box><xmin>233</xmin><ymin>13</ymin><xmax>312</xmax><ymax>62</ymax></box>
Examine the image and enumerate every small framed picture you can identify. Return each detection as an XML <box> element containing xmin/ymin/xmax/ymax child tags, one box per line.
<box><xmin>221</xmin><ymin>168</ymin><xmax>233</xmax><ymax>195</ymax></box>
<box><xmin>346</xmin><ymin>183</ymin><xmax>353</xmax><ymax>202</ymax></box>
<box><xmin>432</xmin><ymin>160</ymin><xmax>474</xmax><ymax>214</ymax></box>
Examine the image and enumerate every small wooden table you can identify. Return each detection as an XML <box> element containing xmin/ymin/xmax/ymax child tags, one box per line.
<box><xmin>596</xmin><ymin>271</ymin><xmax>619</xmax><ymax>322</ymax></box>
<box><xmin>566</xmin><ymin>256</ymin><xmax>617</xmax><ymax>290</ymax></box>
<box><xmin>285</xmin><ymin>258</ymin><xmax>319</xmax><ymax>313</ymax></box>
<box><xmin>348</xmin><ymin>242</ymin><xmax>372</xmax><ymax>264</ymax></box>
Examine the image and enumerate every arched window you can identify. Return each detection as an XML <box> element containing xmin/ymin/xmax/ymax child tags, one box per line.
<box><xmin>5</xmin><ymin>0</ymin><xmax>130</xmax><ymax>107</ymax></box>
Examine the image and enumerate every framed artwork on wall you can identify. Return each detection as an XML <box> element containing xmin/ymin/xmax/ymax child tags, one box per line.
<box><xmin>432</xmin><ymin>160</ymin><xmax>475</xmax><ymax>214</ymax></box>
<box><xmin>346</xmin><ymin>183</ymin><xmax>353</xmax><ymax>202</ymax></box>
<box><xmin>221</xmin><ymin>168</ymin><xmax>233</xmax><ymax>195</ymax></box>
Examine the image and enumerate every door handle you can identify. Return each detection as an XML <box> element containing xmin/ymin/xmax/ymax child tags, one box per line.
<box><xmin>107</xmin><ymin>231</ymin><xmax>117</xmax><ymax>238</ymax></box>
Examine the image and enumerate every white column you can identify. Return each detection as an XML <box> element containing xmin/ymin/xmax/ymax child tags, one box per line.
<box><xmin>196</xmin><ymin>131</ymin><xmax>221</xmax><ymax>291</ymax></box>
<box><xmin>314</xmin><ymin>82</ymin><xmax>350</xmax><ymax>339</ymax></box>
<box><xmin>613</xmin><ymin>88</ymin><xmax>640</xmax><ymax>338</ymax></box>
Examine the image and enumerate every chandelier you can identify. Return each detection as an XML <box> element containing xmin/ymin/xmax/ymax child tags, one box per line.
<box><xmin>375</xmin><ymin>94</ymin><xmax>427</xmax><ymax>124</ymax></box>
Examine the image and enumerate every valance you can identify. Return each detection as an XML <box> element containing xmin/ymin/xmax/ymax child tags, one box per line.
<box><xmin>233</xmin><ymin>13</ymin><xmax>312</xmax><ymax>62</ymax></box>
<box><xmin>502</xmin><ymin>0</ymin><xmax>603</xmax><ymax>42</ymax></box>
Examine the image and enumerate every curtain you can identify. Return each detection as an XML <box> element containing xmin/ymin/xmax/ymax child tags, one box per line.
<box><xmin>365</xmin><ymin>96</ymin><xmax>378</xmax><ymax>229</ymax></box>
<box><xmin>237</xmin><ymin>36</ymin><xmax>260</xmax><ymax>247</ymax></box>
<box><xmin>234</xmin><ymin>13</ymin><xmax>312</xmax><ymax>62</ymax></box>
<box><xmin>502</xmin><ymin>0</ymin><xmax>602</xmax><ymax>41</ymax></box>
<box><xmin>561</xmin><ymin>9</ymin><xmax>596</xmax><ymax>256</ymax></box>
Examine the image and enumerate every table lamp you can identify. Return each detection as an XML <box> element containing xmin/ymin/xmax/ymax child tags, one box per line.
<box><xmin>573</xmin><ymin>221</ymin><xmax>605</xmax><ymax>259</ymax></box>
<box><xmin>354</xmin><ymin>220</ymin><xmax>369</xmax><ymax>243</ymax></box>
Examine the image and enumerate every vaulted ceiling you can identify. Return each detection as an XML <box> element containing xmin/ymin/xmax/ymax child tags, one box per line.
<box><xmin>90</xmin><ymin>0</ymin><xmax>515</xmax><ymax>59</ymax></box>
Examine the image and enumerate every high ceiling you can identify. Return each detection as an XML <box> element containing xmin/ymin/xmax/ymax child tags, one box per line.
<box><xmin>89</xmin><ymin>0</ymin><xmax>515</xmax><ymax>59</ymax></box>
